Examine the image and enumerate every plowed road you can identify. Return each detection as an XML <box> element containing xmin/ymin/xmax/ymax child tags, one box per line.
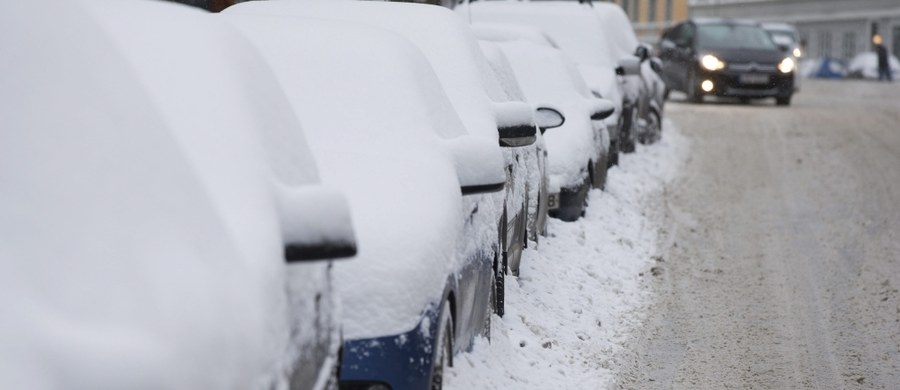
<box><xmin>618</xmin><ymin>80</ymin><xmax>900</xmax><ymax>389</ymax></box>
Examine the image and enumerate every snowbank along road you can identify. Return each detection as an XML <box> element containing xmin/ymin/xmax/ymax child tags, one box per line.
<box><xmin>617</xmin><ymin>80</ymin><xmax>900</xmax><ymax>389</ymax></box>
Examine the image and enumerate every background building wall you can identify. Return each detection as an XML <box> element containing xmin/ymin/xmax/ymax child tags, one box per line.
<box><xmin>689</xmin><ymin>0</ymin><xmax>900</xmax><ymax>60</ymax></box>
<box><xmin>608</xmin><ymin>0</ymin><xmax>690</xmax><ymax>43</ymax></box>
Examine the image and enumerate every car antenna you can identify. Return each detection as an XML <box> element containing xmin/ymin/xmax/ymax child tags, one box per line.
<box><xmin>578</xmin><ymin>0</ymin><xmax>594</xmax><ymax>7</ymax></box>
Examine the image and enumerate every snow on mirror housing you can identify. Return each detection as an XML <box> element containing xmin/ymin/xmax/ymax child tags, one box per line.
<box><xmin>535</xmin><ymin>107</ymin><xmax>565</xmax><ymax>133</ymax></box>
<box><xmin>494</xmin><ymin>101</ymin><xmax>537</xmax><ymax>147</ymax></box>
<box><xmin>278</xmin><ymin>186</ymin><xmax>358</xmax><ymax>263</ymax></box>
<box><xmin>615</xmin><ymin>57</ymin><xmax>642</xmax><ymax>76</ymax></box>
<box><xmin>588</xmin><ymin>98</ymin><xmax>617</xmax><ymax>121</ymax></box>
<box><xmin>446</xmin><ymin>136</ymin><xmax>506</xmax><ymax>195</ymax></box>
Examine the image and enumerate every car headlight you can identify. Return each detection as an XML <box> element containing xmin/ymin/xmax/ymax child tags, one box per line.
<box><xmin>700</xmin><ymin>54</ymin><xmax>726</xmax><ymax>71</ymax></box>
<box><xmin>778</xmin><ymin>57</ymin><xmax>795</xmax><ymax>73</ymax></box>
<box><xmin>792</xmin><ymin>47</ymin><xmax>802</xmax><ymax>58</ymax></box>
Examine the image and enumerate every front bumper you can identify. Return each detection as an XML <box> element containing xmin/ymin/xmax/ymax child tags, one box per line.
<box><xmin>697</xmin><ymin>68</ymin><xmax>794</xmax><ymax>98</ymax></box>
<box><xmin>547</xmin><ymin>181</ymin><xmax>589</xmax><ymax>222</ymax></box>
<box><xmin>339</xmin><ymin>308</ymin><xmax>440</xmax><ymax>390</ymax></box>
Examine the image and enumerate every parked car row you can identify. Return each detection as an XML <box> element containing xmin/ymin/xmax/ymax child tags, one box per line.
<box><xmin>0</xmin><ymin>1</ymin><xmax>666</xmax><ymax>389</ymax></box>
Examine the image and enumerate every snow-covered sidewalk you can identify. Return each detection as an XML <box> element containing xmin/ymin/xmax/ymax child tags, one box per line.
<box><xmin>447</xmin><ymin>120</ymin><xmax>689</xmax><ymax>389</ymax></box>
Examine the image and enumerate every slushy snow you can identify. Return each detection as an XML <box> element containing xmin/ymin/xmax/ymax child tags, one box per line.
<box><xmin>446</xmin><ymin>120</ymin><xmax>689</xmax><ymax>389</ymax></box>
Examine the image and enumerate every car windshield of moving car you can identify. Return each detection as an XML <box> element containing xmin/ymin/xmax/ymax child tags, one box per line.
<box><xmin>768</xmin><ymin>31</ymin><xmax>796</xmax><ymax>46</ymax></box>
<box><xmin>697</xmin><ymin>24</ymin><xmax>777</xmax><ymax>50</ymax></box>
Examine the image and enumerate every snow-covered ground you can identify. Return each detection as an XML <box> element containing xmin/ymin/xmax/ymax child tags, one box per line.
<box><xmin>447</xmin><ymin>119</ymin><xmax>688</xmax><ymax>389</ymax></box>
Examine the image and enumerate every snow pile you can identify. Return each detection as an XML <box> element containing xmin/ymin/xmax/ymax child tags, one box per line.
<box><xmin>846</xmin><ymin>52</ymin><xmax>900</xmax><ymax>79</ymax></box>
<box><xmin>446</xmin><ymin>120</ymin><xmax>689</xmax><ymax>389</ymax></box>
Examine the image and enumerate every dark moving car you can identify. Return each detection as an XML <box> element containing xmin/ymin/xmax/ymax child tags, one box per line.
<box><xmin>658</xmin><ymin>19</ymin><xmax>797</xmax><ymax>105</ymax></box>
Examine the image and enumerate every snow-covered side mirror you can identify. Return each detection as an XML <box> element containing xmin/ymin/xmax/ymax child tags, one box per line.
<box><xmin>278</xmin><ymin>186</ymin><xmax>358</xmax><ymax>263</ymax></box>
<box><xmin>535</xmin><ymin>107</ymin><xmax>565</xmax><ymax>132</ymax></box>
<box><xmin>635</xmin><ymin>44</ymin><xmax>650</xmax><ymax>62</ymax></box>
<box><xmin>650</xmin><ymin>57</ymin><xmax>664</xmax><ymax>73</ymax></box>
<box><xmin>445</xmin><ymin>136</ymin><xmax>506</xmax><ymax>195</ymax></box>
<box><xmin>616</xmin><ymin>57</ymin><xmax>642</xmax><ymax>76</ymax></box>
<box><xmin>493</xmin><ymin>101</ymin><xmax>537</xmax><ymax>148</ymax></box>
<box><xmin>587</xmin><ymin>98</ymin><xmax>616</xmax><ymax>121</ymax></box>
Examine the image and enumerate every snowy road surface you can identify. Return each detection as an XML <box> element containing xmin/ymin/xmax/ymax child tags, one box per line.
<box><xmin>617</xmin><ymin>80</ymin><xmax>900</xmax><ymax>389</ymax></box>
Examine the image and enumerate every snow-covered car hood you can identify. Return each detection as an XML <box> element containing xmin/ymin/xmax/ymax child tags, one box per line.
<box><xmin>1</xmin><ymin>0</ymin><xmax>329</xmax><ymax>388</ymax></box>
<box><xmin>222</xmin><ymin>14</ymin><xmax>494</xmax><ymax>340</ymax></box>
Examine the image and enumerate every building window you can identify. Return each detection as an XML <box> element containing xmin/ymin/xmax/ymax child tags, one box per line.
<box><xmin>622</xmin><ymin>0</ymin><xmax>630</xmax><ymax>17</ymax></box>
<box><xmin>842</xmin><ymin>31</ymin><xmax>856</xmax><ymax>59</ymax></box>
<box><xmin>665</xmin><ymin>0</ymin><xmax>672</xmax><ymax>22</ymax></box>
<box><xmin>632</xmin><ymin>0</ymin><xmax>639</xmax><ymax>23</ymax></box>
<box><xmin>819</xmin><ymin>31</ymin><xmax>832</xmax><ymax>58</ymax></box>
<box><xmin>893</xmin><ymin>26</ymin><xmax>900</xmax><ymax>59</ymax></box>
<box><xmin>648</xmin><ymin>0</ymin><xmax>657</xmax><ymax>22</ymax></box>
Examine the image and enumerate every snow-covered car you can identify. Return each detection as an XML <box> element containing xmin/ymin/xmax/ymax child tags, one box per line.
<box><xmin>227</xmin><ymin>1</ymin><xmax>542</xmax><ymax>319</ymax></box>
<box><xmin>478</xmin><ymin>39</ymin><xmax>550</xmax><ymax>263</ymax></box>
<box><xmin>459</xmin><ymin>1</ymin><xmax>631</xmax><ymax>164</ymax></box>
<box><xmin>495</xmin><ymin>39</ymin><xmax>616</xmax><ymax>222</ymax></box>
<box><xmin>0</xmin><ymin>1</ymin><xmax>356</xmax><ymax>389</ymax></box>
<box><xmin>221</xmin><ymin>11</ymin><xmax>516</xmax><ymax>390</ymax></box>
<box><xmin>847</xmin><ymin>52</ymin><xmax>900</xmax><ymax>80</ymax></box>
<box><xmin>659</xmin><ymin>19</ymin><xmax>797</xmax><ymax>105</ymax></box>
<box><xmin>593</xmin><ymin>2</ymin><xmax>666</xmax><ymax>146</ymax></box>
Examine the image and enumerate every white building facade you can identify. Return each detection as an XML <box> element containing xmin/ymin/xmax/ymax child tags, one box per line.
<box><xmin>689</xmin><ymin>0</ymin><xmax>900</xmax><ymax>60</ymax></box>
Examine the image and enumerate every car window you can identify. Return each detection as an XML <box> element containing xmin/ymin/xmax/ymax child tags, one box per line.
<box><xmin>768</xmin><ymin>30</ymin><xmax>797</xmax><ymax>45</ymax></box>
<box><xmin>696</xmin><ymin>24</ymin><xmax>776</xmax><ymax>50</ymax></box>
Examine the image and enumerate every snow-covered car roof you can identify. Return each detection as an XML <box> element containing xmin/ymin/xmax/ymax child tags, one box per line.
<box><xmin>1</xmin><ymin>0</ymin><xmax>348</xmax><ymax>387</ymax></box>
<box><xmin>495</xmin><ymin>40</ymin><xmax>600</xmax><ymax>192</ymax></box>
<box><xmin>591</xmin><ymin>3</ymin><xmax>640</xmax><ymax>61</ymax></box>
<box><xmin>472</xmin><ymin>22</ymin><xmax>560</xmax><ymax>49</ymax></box>
<box><xmin>459</xmin><ymin>1</ymin><xmax>616</xmax><ymax>69</ymax></box>
<box><xmin>220</xmin><ymin>14</ymin><xmax>504</xmax><ymax>339</ymax></box>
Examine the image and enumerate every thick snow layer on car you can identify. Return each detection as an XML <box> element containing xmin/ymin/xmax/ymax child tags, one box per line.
<box><xmin>846</xmin><ymin>52</ymin><xmax>900</xmax><ymax>79</ymax></box>
<box><xmin>1</xmin><ymin>0</ymin><xmax>319</xmax><ymax>388</ymax></box>
<box><xmin>591</xmin><ymin>3</ymin><xmax>640</xmax><ymax>61</ymax></box>
<box><xmin>222</xmin><ymin>15</ymin><xmax>490</xmax><ymax>340</ymax></box>
<box><xmin>472</xmin><ymin>22</ymin><xmax>559</xmax><ymax>49</ymax></box>
<box><xmin>459</xmin><ymin>1</ymin><xmax>615</xmax><ymax>69</ymax></box>
<box><xmin>446</xmin><ymin>120</ymin><xmax>689</xmax><ymax>389</ymax></box>
<box><xmin>497</xmin><ymin>40</ymin><xmax>600</xmax><ymax>192</ymax></box>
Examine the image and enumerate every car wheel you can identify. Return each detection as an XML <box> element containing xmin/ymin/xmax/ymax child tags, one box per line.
<box><xmin>619</xmin><ymin>107</ymin><xmax>637</xmax><ymax>154</ymax></box>
<box><xmin>687</xmin><ymin>71</ymin><xmax>704</xmax><ymax>103</ymax></box>
<box><xmin>776</xmin><ymin>95</ymin><xmax>792</xmax><ymax>106</ymax></box>
<box><xmin>492</xmin><ymin>249</ymin><xmax>505</xmax><ymax>317</ymax></box>
<box><xmin>431</xmin><ymin>303</ymin><xmax>453</xmax><ymax>390</ymax></box>
<box><xmin>640</xmin><ymin>110</ymin><xmax>661</xmax><ymax>145</ymax></box>
<box><xmin>608</xmin><ymin>140</ymin><xmax>619</xmax><ymax>167</ymax></box>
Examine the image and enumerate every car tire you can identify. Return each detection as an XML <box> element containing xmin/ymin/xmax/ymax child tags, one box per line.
<box><xmin>431</xmin><ymin>303</ymin><xmax>453</xmax><ymax>390</ymax></box>
<box><xmin>608</xmin><ymin>140</ymin><xmax>619</xmax><ymax>167</ymax></box>
<box><xmin>492</xmin><ymin>248</ymin><xmax>505</xmax><ymax>317</ymax></box>
<box><xmin>619</xmin><ymin>107</ymin><xmax>637</xmax><ymax>154</ymax></box>
<box><xmin>687</xmin><ymin>71</ymin><xmax>704</xmax><ymax>103</ymax></box>
<box><xmin>640</xmin><ymin>110</ymin><xmax>662</xmax><ymax>145</ymax></box>
<box><xmin>776</xmin><ymin>95</ymin><xmax>792</xmax><ymax>106</ymax></box>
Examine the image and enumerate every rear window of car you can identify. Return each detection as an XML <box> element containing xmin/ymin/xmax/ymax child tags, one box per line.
<box><xmin>696</xmin><ymin>24</ymin><xmax>777</xmax><ymax>50</ymax></box>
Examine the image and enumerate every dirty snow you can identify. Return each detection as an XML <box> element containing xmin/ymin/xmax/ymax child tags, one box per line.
<box><xmin>446</xmin><ymin>120</ymin><xmax>688</xmax><ymax>389</ymax></box>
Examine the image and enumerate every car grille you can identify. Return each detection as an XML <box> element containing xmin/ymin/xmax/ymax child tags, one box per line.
<box><xmin>727</xmin><ymin>62</ymin><xmax>777</xmax><ymax>73</ymax></box>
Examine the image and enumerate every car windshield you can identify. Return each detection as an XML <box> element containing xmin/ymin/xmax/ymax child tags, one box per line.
<box><xmin>696</xmin><ymin>24</ymin><xmax>777</xmax><ymax>50</ymax></box>
<box><xmin>767</xmin><ymin>30</ymin><xmax>797</xmax><ymax>45</ymax></box>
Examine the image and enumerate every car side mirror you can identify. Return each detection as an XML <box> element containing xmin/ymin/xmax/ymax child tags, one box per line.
<box><xmin>278</xmin><ymin>186</ymin><xmax>358</xmax><ymax>263</ymax></box>
<box><xmin>493</xmin><ymin>101</ymin><xmax>536</xmax><ymax>147</ymax></box>
<box><xmin>588</xmin><ymin>98</ymin><xmax>616</xmax><ymax>121</ymax></box>
<box><xmin>634</xmin><ymin>44</ymin><xmax>650</xmax><ymax>62</ymax></box>
<box><xmin>535</xmin><ymin>107</ymin><xmax>565</xmax><ymax>133</ymax></box>
<box><xmin>650</xmin><ymin>57</ymin><xmax>663</xmax><ymax>73</ymax></box>
<box><xmin>616</xmin><ymin>57</ymin><xmax>642</xmax><ymax>76</ymax></box>
<box><xmin>446</xmin><ymin>136</ymin><xmax>506</xmax><ymax>195</ymax></box>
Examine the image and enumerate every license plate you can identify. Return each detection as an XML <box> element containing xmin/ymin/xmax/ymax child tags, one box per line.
<box><xmin>740</xmin><ymin>73</ymin><xmax>769</xmax><ymax>84</ymax></box>
<box><xmin>548</xmin><ymin>193</ymin><xmax>559</xmax><ymax>210</ymax></box>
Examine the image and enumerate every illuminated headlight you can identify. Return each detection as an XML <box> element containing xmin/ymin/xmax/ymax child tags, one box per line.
<box><xmin>778</xmin><ymin>57</ymin><xmax>795</xmax><ymax>73</ymax></box>
<box><xmin>700</xmin><ymin>54</ymin><xmax>726</xmax><ymax>71</ymax></box>
<box><xmin>792</xmin><ymin>48</ymin><xmax>802</xmax><ymax>58</ymax></box>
